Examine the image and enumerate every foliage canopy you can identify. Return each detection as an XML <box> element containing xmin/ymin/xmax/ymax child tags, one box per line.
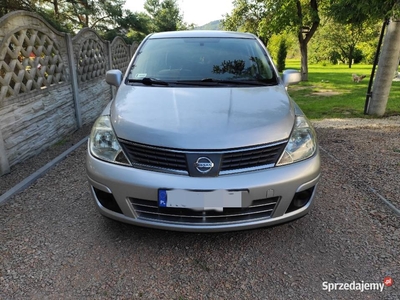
<box><xmin>0</xmin><ymin>0</ymin><xmax>189</xmax><ymax>42</ymax></box>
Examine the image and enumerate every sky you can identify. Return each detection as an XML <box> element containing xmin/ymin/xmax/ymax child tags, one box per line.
<box><xmin>124</xmin><ymin>0</ymin><xmax>234</xmax><ymax>26</ymax></box>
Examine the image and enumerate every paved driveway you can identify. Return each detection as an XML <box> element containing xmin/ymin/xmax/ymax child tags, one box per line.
<box><xmin>0</xmin><ymin>124</ymin><xmax>399</xmax><ymax>299</ymax></box>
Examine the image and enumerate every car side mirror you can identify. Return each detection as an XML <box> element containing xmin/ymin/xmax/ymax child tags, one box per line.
<box><xmin>106</xmin><ymin>70</ymin><xmax>123</xmax><ymax>87</ymax></box>
<box><xmin>282</xmin><ymin>69</ymin><xmax>301</xmax><ymax>87</ymax></box>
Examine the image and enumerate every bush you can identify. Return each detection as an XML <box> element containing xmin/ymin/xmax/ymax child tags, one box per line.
<box><xmin>277</xmin><ymin>39</ymin><xmax>288</xmax><ymax>72</ymax></box>
<box><xmin>329</xmin><ymin>51</ymin><xmax>341</xmax><ymax>64</ymax></box>
<box><xmin>353</xmin><ymin>48</ymin><xmax>364</xmax><ymax>64</ymax></box>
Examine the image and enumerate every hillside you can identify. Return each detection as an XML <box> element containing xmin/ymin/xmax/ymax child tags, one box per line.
<box><xmin>195</xmin><ymin>20</ymin><xmax>222</xmax><ymax>30</ymax></box>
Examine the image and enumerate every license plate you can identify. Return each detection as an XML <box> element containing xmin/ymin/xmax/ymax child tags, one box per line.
<box><xmin>158</xmin><ymin>189</ymin><xmax>242</xmax><ymax>210</ymax></box>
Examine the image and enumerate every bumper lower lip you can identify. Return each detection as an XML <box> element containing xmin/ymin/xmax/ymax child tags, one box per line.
<box><xmin>86</xmin><ymin>148</ymin><xmax>321</xmax><ymax>232</ymax></box>
<box><xmin>92</xmin><ymin>192</ymin><xmax>315</xmax><ymax>233</ymax></box>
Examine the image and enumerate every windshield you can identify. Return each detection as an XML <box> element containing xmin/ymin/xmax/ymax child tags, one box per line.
<box><xmin>128</xmin><ymin>37</ymin><xmax>277</xmax><ymax>85</ymax></box>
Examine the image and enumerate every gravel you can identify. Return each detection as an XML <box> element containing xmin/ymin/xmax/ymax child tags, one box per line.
<box><xmin>314</xmin><ymin>116</ymin><xmax>400</xmax><ymax>211</ymax></box>
<box><xmin>0</xmin><ymin>124</ymin><xmax>92</xmax><ymax>196</ymax></box>
<box><xmin>0</xmin><ymin>117</ymin><xmax>399</xmax><ymax>299</ymax></box>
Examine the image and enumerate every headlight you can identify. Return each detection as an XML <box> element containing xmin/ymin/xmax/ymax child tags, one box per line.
<box><xmin>277</xmin><ymin>116</ymin><xmax>317</xmax><ymax>166</ymax></box>
<box><xmin>89</xmin><ymin>116</ymin><xmax>131</xmax><ymax>166</ymax></box>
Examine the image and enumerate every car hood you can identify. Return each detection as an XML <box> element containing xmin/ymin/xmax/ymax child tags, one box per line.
<box><xmin>110</xmin><ymin>84</ymin><xmax>295</xmax><ymax>149</ymax></box>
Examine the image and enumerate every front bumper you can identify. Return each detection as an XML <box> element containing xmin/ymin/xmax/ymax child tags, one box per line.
<box><xmin>86</xmin><ymin>148</ymin><xmax>321</xmax><ymax>232</ymax></box>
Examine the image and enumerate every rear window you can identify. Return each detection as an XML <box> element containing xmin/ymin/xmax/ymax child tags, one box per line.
<box><xmin>128</xmin><ymin>37</ymin><xmax>276</xmax><ymax>83</ymax></box>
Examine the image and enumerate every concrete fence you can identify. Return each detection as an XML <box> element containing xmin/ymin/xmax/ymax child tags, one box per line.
<box><xmin>0</xmin><ymin>11</ymin><xmax>137</xmax><ymax>176</ymax></box>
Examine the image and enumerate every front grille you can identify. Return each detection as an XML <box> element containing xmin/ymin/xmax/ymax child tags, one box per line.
<box><xmin>129</xmin><ymin>197</ymin><xmax>279</xmax><ymax>225</ymax></box>
<box><xmin>119</xmin><ymin>140</ymin><xmax>287</xmax><ymax>175</ymax></box>
<box><xmin>119</xmin><ymin>140</ymin><xmax>187</xmax><ymax>173</ymax></box>
<box><xmin>221</xmin><ymin>143</ymin><xmax>286</xmax><ymax>172</ymax></box>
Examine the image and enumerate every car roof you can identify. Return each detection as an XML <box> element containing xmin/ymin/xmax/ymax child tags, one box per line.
<box><xmin>148</xmin><ymin>30</ymin><xmax>257</xmax><ymax>39</ymax></box>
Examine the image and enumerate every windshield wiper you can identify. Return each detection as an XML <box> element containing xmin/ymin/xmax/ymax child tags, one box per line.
<box><xmin>128</xmin><ymin>77</ymin><xmax>169</xmax><ymax>86</ymax></box>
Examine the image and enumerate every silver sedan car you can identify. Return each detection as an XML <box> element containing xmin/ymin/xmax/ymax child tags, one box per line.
<box><xmin>86</xmin><ymin>30</ymin><xmax>320</xmax><ymax>232</ymax></box>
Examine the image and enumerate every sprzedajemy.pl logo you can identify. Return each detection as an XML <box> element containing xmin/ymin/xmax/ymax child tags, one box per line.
<box><xmin>322</xmin><ymin>276</ymin><xmax>394</xmax><ymax>293</ymax></box>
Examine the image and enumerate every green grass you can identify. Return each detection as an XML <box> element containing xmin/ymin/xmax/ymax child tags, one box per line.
<box><xmin>285</xmin><ymin>59</ymin><xmax>400</xmax><ymax>119</ymax></box>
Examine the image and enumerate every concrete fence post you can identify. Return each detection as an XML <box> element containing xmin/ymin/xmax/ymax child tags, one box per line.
<box><xmin>107</xmin><ymin>41</ymin><xmax>116</xmax><ymax>99</ymax></box>
<box><xmin>0</xmin><ymin>129</ymin><xmax>10</xmax><ymax>176</ymax></box>
<box><xmin>65</xmin><ymin>33</ymin><xmax>82</xmax><ymax>128</ymax></box>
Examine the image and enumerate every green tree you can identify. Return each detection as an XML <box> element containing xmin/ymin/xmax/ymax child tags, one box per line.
<box><xmin>60</xmin><ymin>0</ymin><xmax>126</xmax><ymax>31</ymax></box>
<box><xmin>223</xmin><ymin>0</ymin><xmax>323</xmax><ymax>81</ymax></box>
<box><xmin>267</xmin><ymin>32</ymin><xmax>297</xmax><ymax>60</ymax></box>
<box><xmin>222</xmin><ymin>0</ymin><xmax>271</xmax><ymax>45</ymax></box>
<box><xmin>124</xmin><ymin>11</ymin><xmax>153</xmax><ymax>42</ymax></box>
<box><xmin>1</xmin><ymin>0</ymin><xmax>129</xmax><ymax>34</ymax></box>
<box><xmin>0</xmin><ymin>0</ymin><xmax>33</xmax><ymax>17</ymax></box>
<box><xmin>316</xmin><ymin>19</ymin><xmax>379</xmax><ymax>68</ymax></box>
<box><xmin>276</xmin><ymin>38</ymin><xmax>288</xmax><ymax>72</ymax></box>
<box><xmin>144</xmin><ymin>0</ymin><xmax>186</xmax><ymax>32</ymax></box>
<box><xmin>328</xmin><ymin>0</ymin><xmax>400</xmax><ymax>116</ymax></box>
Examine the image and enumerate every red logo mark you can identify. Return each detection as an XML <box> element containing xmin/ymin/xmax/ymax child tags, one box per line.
<box><xmin>383</xmin><ymin>276</ymin><xmax>393</xmax><ymax>287</ymax></box>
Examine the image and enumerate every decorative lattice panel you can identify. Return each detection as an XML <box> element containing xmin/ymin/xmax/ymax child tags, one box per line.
<box><xmin>0</xmin><ymin>29</ymin><xmax>67</xmax><ymax>101</ymax></box>
<box><xmin>77</xmin><ymin>39</ymin><xmax>106</xmax><ymax>83</ymax></box>
<box><xmin>112</xmin><ymin>42</ymin><xmax>129</xmax><ymax>73</ymax></box>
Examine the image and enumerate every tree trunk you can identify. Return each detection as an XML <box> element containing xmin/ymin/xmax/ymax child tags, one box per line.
<box><xmin>368</xmin><ymin>19</ymin><xmax>400</xmax><ymax>116</ymax></box>
<box><xmin>53</xmin><ymin>0</ymin><xmax>59</xmax><ymax>18</ymax></box>
<box><xmin>348</xmin><ymin>46</ymin><xmax>353</xmax><ymax>68</ymax></box>
<box><xmin>295</xmin><ymin>0</ymin><xmax>319</xmax><ymax>82</ymax></box>
<box><xmin>299</xmin><ymin>39</ymin><xmax>308</xmax><ymax>81</ymax></box>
